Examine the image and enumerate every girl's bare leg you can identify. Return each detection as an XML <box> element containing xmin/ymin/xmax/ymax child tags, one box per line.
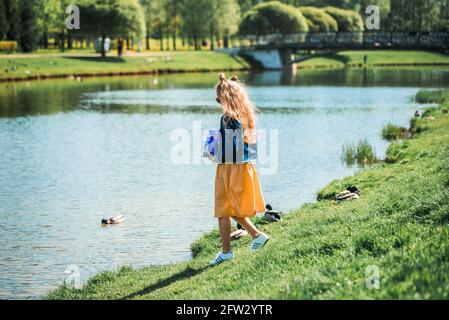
<box><xmin>232</xmin><ymin>217</ymin><xmax>261</xmax><ymax>240</ymax></box>
<box><xmin>218</xmin><ymin>217</ymin><xmax>231</xmax><ymax>253</ymax></box>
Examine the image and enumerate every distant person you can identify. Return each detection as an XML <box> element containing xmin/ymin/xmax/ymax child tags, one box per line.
<box><xmin>363</xmin><ymin>54</ymin><xmax>368</xmax><ymax>66</ymax></box>
<box><xmin>205</xmin><ymin>73</ymin><xmax>269</xmax><ymax>266</ymax></box>
<box><xmin>117</xmin><ymin>38</ymin><xmax>124</xmax><ymax>57</ymax></box>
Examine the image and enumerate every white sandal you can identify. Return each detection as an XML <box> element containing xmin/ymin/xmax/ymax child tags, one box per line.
<box><xmin>250</xmin><ymin>233</ymin><xmax>270</xmax><ymax>252</ymax></box>
<box><xmin>209</xmin><ymin>251</ymin><xmax>234</xmax><ymax>266</ymax></box>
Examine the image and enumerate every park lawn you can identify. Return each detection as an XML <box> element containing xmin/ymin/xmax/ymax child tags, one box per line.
<box><xmin>48</xmin><ymin>94</ymin><xmax>449</xmax><ymax>300</ymax></box>
<box><xmin>298</xmin><ymin>50</ymin><xmax>449</xmax><ymax>68</ymax></box>
<box><xmin>0</xmin><ymin>51</ymin><xmax>250</xmax><ymax>80</ymax></box>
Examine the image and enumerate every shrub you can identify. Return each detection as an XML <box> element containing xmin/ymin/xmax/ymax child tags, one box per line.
<box><xmin>410</xmin><ymin>117</ymin><xmax>428</xmax><ymax>136</ymax></box>
<box><xmin>239</xmin><ymin>1</ymin><xmax>309</xmax><ymax>36</ymax></box>
<box><xmin>299</xmin><ymin>7</ymin><xmax>338</xmax><ymax>32</ymax></box>
<box><xmin>382</xmin><ymin>123</ymin><xmax>409</xmax><ymax>141</ymax></box>
<box><xmin>382</xmin><ymin>124</ymin><xmax>402</xmax><ymax>141</ymax></box>
<box><xmin>342</xmin><ymin>140</ymin><xmax>377</xmax><ymax>166</ymax></box>
<box><xmin>0</xmin><ymin>41</ymin><xmax>17</xmax><ymax>53</ymax></box>
<box><xmin>323</xmin><ymin>6</ymin><xmax>364</xmax><ymax>32</ymax></box>
<box><xmin>415</xmin><ymin>90</ymin><xmax>446</xmax><ymax>104</ymax></box>
<box><xmin>386</xmin><ymin>142</ymin><xmax>407</xmax><ymax>163</ymax></box>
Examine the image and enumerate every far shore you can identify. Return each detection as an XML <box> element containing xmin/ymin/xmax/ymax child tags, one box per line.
<box><xmin>1</xmin><ymin>50</ymin><xmax>449</xmax><ymax>83</ymax></box>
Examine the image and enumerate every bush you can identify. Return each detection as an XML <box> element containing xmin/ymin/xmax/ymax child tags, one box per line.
<box><xmin>410</xmin><ymin>117</ymin><xmax>428</xmax><ymax>136</ymax></box>
<box><xmin>382</xmin><ymin>124</ymin><xmax>409</xmax><ymax>141</ymax></box>
<box><xmin>299</xmin><ymin>7</ymin><xmax>338</xmax><ymax>32</ymax></box>
<box><xmin>0</xmin><ymin>41</ymin><xmax>17</xmax><ymax>53</ymax></box>
<box><xmin>324</xmin><ymin>6</ymin><xmax>364</xmax><ymax>32</ymax></box>
<box><xmin>239</xmin><ymin>1</ymin><xmax>309</xmax><ymax>36</ymax></box>
<box><xmin>415</xmin><ymin>90</ymin><xmax>446</xmax><ymax>104</ymax></box>
<box><xmin>342</xmin><ymin>140</ymin><xmax>377</xmax><ymax>166</ymax></box>
<box><xmin>386</xmin><ymin>142</ymin><xmax>408</xmax><ymax>163</ymax></box>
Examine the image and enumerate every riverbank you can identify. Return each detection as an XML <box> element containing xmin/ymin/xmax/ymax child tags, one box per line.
<box><xmin>0</xmin><ymin>51</ymin><xmax>250</xmax><ymax>82</ymax></box>
<box><xmin>48</xmin><ymin>91</ymin><xmax>449</xmax><ymax>300</ymax></box>
<box><xmin>1</xmin><ymin>50</ymin><xmax>449</xmax><ymax>82</ymax></box>
<box><xmin>297</xmin><ymin>50</ymin><xmax>449</xmax><ymax>69</ymax></box>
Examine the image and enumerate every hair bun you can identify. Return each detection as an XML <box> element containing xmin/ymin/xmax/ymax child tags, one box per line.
<box><xmin>218</xmin><ymin>73</ymin><xmax>226</xmax><ymax>82</ymax></box>
<box><xmin>230</xmin><ymin>76</ymin><xmax>238</xmax><ymax>81</ymax></box>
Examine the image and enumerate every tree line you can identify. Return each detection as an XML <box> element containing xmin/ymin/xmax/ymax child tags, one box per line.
<box><xmin>0</xmin><ymin>0</ymin><xmax>447</xmax><ymax>53</ymax></box>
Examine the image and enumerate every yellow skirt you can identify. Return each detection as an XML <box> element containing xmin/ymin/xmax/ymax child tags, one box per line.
<box><xmin>215</xmin><ymin>162</ymin><xmax>265</xmax><ymax>218</ymax></box>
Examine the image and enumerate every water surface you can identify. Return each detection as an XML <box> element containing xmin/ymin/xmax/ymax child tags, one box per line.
<box><xmin>0</xmin><ymin>68</ymin><xmax>446</xmax><ymax>299</ymax></box>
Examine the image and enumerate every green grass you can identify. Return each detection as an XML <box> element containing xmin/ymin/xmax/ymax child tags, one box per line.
<box><xmin>341</xmin><ymin>140</ymin><xmax>377</xmax><ymax>166</ymax></box>
<box><xmin>0</xmin><ymin>51</ymin><xmax>250</xmax><ymax>80</ymax></box>
<box><xmin>298</xmin><ymin>50</ymin><xmax>449</xmax><ymax>69</ymax></box>
<box><xmin>48</xmin><ymin>99</ymin><xmax>449</xmax><ymax>300</ymax></box>
<box><xmin>415</xmin><ymin>90</ymin><xmax>448</xmax><ymax>104</ymax></box>
<box><xmin>2</xmin><ymin>50</ymin><xmax>448</xmax><ymax>80</ymax></box>
<box><xmin>382</xmin><ymin>123</ymin><xmax>408</xmax><ymax>141</ymax></box>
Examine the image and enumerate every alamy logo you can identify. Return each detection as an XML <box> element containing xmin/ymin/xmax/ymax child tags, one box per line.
<box><xmin>365</xmin><ymin>5</ymin><xmax>380</xmax><ymax>30</ymax></box>
<box><xmin>365</xmin><ymin>265</ymin><xmax>380</xmax><ymax>290</ymax></box>
<box><xmin>64</xmin><ymin>264</ymin><xmax>81</xmax><ymax>289</ymax></box>
<box><xmin>66</xmin><ymin>5</ymin><xmax>80</xmax><ymax>30</ymax></box>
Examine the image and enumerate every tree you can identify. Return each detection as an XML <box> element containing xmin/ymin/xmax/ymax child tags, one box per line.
<box><xmin>4</xmin><ymin>0</ymin><xmax>21</xmax><ymax>41</ymax></box>
<box><xmin>324</xmin><ymin>6</ymin><xmax>364</xmax><ymax>31</ymax></box>
<box><xmin>73</xmin><ymin>0</ymin><xmax>145</xmax><ymax>56</ymax></box>
<box><xmin>19</xmin><ymin>0</ymin><xmax>38</xmax><ymax>52</ymax></box>
<box><xmin>181</xmin><ymin>0</ymin><xmax>214</xmax><ymax>50</ymax></box>
<box><xmin>300</xmin><ymin>6</ymin><xmax>338</xmax><ymax>32</ymax></box>
<box><xmin>210</xmin><ymin>0</ymin><xmax>241</xmax><ymax>49</ymax></box>
<box><xmin>0</xmin><ymin>0</ymin><xmax>7</xmax><ymax>40</ymax></box>
<box><xmin>237</xmin><ymin>0</ymin><xmax>259</xmax><ymax>14</ymax></box>
<box><xmin>141</xmin><ymin>0</ymin><xmax>167</xmax><ymax>50</ymax></box>
<box><xmin>33</xmin><ymin>0</ymin><xmax>61</xmax><ymax>49</ymax></box>
<box><xmin>239</xmin><ymin>1</ymin><xmax>309</xmax><ymax>36</ymax></box>
<box><xmin>119</xmin><ymin>0</ymin><xmax>146</xmax><ymax>41</ymax></box>
<box><xmin>164</xmin><ymin>0</ymin><xmax>183</xmax><ymax>50</ymax></box>
<box><xmin>140</xmin><ymin>0</ymin><xmax>161</xmax><ymax>50</ymax></box>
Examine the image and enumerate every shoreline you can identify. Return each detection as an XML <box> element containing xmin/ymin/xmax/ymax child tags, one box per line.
<box><xmin>0</xmin><ymin>67</ymin><xmax>251</xmax><ymax>83</ymax></box>
<box><xmin>297</xmin><ymin>62</ymin><xmax>449</xmax><ymax>70</ymax></box>
<box><xmin>47</xmin><ymin>91</ymin><xmax>449</xmax><ymax>299</ymax></box>
<box><xmin>1</xmin><ymin>50</ymin><xmax>449</xmax><ymax>83</ymax></box>
<box><xmin>1</xmin><ymin>62</ymin><xmax>449</xmax><ymax>83</ymax></box>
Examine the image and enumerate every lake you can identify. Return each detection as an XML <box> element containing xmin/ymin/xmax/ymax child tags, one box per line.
<box><xmin>0</xmin><ymin>67</ymin><xmax>446</xmax><ymax>299</ymax></box>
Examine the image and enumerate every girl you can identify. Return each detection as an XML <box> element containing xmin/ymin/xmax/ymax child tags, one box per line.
<box><xmin>209</xmin><ymin>73</ymin><xmax>269</xmax><ymax>266</ymax></box>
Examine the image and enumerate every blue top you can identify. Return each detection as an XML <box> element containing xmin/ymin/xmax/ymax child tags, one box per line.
<box><xmin>219</xmin><ymin>115</ymin><xmax>257</xmax><ymax>164</ymax></box>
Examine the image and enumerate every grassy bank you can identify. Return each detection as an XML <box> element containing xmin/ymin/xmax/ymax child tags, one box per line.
<box><xmin>2</xmin><ymin>50</ymin><xmax>448</xmax><ymax>82</ymax></box>
<box><xmin>298</xmin><ymin>50</ymin><xmax>449</xmax><ymax>69</ymax></box>
<box><xmin>48</xmin><ymin>94</ymin><xmax>449</xmax><ymax>300</ymax></box>
<box><xmin>0</xmin><ymin>51</ymin><xmax>250</xmax><ymax>81</ymax></box>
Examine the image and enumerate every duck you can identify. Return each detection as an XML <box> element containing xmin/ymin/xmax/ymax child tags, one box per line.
<box><xmin>101</xmin><ymin>215</ymin><xmax>126</xmax><ymax>225</ymax></box>
<box><xmin>336</xmin><ymin>186</ymin><xmax>360</xmax><ymax>202</ymax></box>
<box><xmin>263</xmin><ymin>204</ymin><xmax>283</xmax><ymax>222</ymax></box>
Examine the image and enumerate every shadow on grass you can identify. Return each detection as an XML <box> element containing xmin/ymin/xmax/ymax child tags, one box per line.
<box><xmin>325</xmin><ymin>53</ymin><xmax>350</xmax><ymax>65</ymax></box>
<box><xmin>63</xmin><ymin>56</ymin><xmax>126</xmax><ymax>63</ymax></box>
<box><xmin>121</xmin><ymin>266</ymin><xmax>209</xmax><ymax>300</ymax></box>
<box><xmin>294</xmin><ymin>50</ymin><xmax>350</xmax><ymax>65</ymax></box>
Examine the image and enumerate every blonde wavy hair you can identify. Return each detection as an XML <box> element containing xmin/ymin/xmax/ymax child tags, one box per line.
<box><xmin>216</xmin><ymin>73</ymin><xmax>258</xmax><ymax>143</ymax></box>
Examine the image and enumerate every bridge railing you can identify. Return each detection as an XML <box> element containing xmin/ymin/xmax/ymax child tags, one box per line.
<box><xmin>235</xmin><ymin>32</ymin><xmax>449</xmax><ymax>50</ymax></box>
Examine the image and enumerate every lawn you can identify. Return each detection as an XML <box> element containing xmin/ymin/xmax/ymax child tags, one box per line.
<box><xmin>48</xmin><ymin>92</ymin><xmax>449</xmax><ymax>300</ymax></box>
<box><xmin>2</xmin><ymin>50</ymin><xmax>448</xmax><ymax>81</ymax></box>
<box><xmin>298</xmin><ymin>50</ymin><xmax>449</xmax><ymax>68</ymax></box>
<box><xmin>0</xmin><ymin>51</ymin><xmax>250</xmax><ymax>80</ymax></box>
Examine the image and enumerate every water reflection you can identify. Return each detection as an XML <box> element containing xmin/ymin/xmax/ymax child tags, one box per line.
<box><xmin>1</xmin><ymin>67</ymin><xmax>448</xmax><ymax>118</ymax></box>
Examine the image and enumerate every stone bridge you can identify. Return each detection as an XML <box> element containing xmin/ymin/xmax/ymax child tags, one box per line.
<box><xmin>217</xmin><ymin>31</ymin><xmax>449</xmax><ymax>70</ymax></box>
